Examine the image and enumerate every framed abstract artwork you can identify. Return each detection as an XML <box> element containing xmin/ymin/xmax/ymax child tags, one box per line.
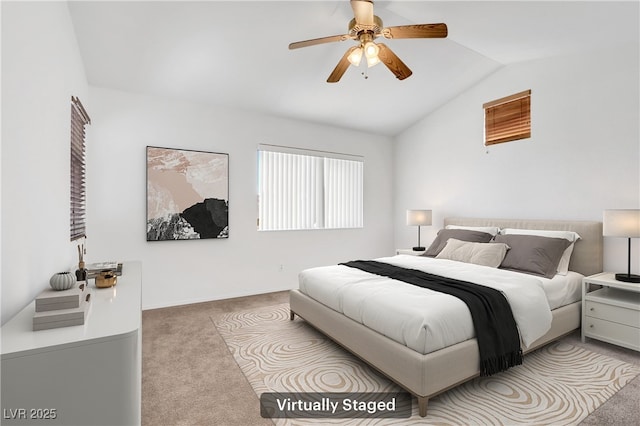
<box><xmin>146</xmin><ymin>146</ymin><xmax>229</xmax><ymax>241</ymax></box>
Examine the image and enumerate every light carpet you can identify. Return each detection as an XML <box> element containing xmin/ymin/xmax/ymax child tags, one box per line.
<box><xmin>214</xmin><ymin>303</ymin><xmax>640</xmax><ymax>425</ymax></box>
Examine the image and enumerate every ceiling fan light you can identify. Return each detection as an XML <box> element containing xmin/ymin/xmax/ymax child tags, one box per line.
<box><xmin>363</xmin><ymin>41</ymin><xmax>379</xmax><ymax>59</ymax></box>
<box><xmin>347</xmin><ymin>47</ymin><xmax>363</xmax><ymax>66</ymax></box>
<box><xmin>366</xmin><ymin>54</ymin><xmax>380</xmax><ymax>68</ymax></box>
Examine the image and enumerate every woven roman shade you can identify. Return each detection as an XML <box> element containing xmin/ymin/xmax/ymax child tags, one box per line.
<box><xmin>70</xmin><ymin>96</ymin><xmax>91</xmax><ymax>241</ymax></box>
<box><xmin>483</xmin><ymin>90</ymin><xmax>531</xmax><ymax>146</ymax></box>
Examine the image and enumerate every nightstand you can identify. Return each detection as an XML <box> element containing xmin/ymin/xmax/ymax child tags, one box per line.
<box><xmin>396</xmin><ymin>249</ymin><xmax>426</xmax><ymax>256</ymax></box>
<box><xmin>582</xmin><ymin>272</ymin><xmax>640</xmax><ymax>351</ymax></box>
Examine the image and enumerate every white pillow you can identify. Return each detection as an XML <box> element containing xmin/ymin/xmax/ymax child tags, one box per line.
<box><xmin>436</xmin><ymin>238</ymin><xmax>509</xmax><ymax>268</ymax></box>
<box><xmin>445</xmin><ymin>225</ymin><xmax>500</xmax><ymax>236</ymax></box>
<box><xmin>499</xmin><ymin>228</ymin><xmax>581</xmax><ymax>242</ymax></box>
<box><xmin>500</xmin><ymin>228</ymin><xmax>581</xmax><ymax>275</ymax></box>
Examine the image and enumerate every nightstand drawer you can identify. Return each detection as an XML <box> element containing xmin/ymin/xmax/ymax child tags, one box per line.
<box><xmin>585</xmin><ymin>300</ymin><xmax>640</xmax><ymax>327</ymax></box>
<box><xmin>583</xmin><ymin>317</ymin><xmax>640</xmax><ymax>350</ymax></box>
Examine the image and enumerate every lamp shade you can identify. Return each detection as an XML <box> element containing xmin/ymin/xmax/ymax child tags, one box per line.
<box><xmin>347</xmin><ymin>47</ymin><xmax>363</xmax><ymax>66</ymax></box>
<box><xmin>603</xmin><ymin>209</ymin><xmax>640</xmax><ymax>237</ymax></box>
<box><xmin>406</xmin><ymin>210</ymin><xmax>432</xmax><ymax>227</ymax></box>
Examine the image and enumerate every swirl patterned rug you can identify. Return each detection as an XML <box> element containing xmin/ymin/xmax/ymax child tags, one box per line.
<box><xmin>214</xmin><ymin>303</ymin><xmax>640</xmax><ymax>425</ymax></box>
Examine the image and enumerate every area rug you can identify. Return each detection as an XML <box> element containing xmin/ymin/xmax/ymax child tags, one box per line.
<box><xmin>214</xmin><ymin>304</ymin><xmax>640</xmax><ymax>425</ymax></box>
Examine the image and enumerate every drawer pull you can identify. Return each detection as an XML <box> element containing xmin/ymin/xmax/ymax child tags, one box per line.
<box><xmin>590</xmin><ymin>324</ymin><xmax>594</xmax><ymax>328</ymax></box>
<box><xmin>590</xmin><ymin>307</ymin><xmax>594</xmax><ymax>311</ymax></box>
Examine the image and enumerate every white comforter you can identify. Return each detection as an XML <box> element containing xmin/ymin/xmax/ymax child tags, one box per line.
<box><xmin>298</xmin><ymin>255</ymin><xmax>555</xmax><ymax>355</ymax></box>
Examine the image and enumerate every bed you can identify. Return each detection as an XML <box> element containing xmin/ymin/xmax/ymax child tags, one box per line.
<box><xmin>289</xmin><ymin>217</ymin><xmax>603</xmax><ymax>417</ymax></box>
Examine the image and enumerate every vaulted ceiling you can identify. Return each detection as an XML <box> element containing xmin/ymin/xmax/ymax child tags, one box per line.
<box><xmin>68</xmin><ymin>1</ymin><xmax>639</xmax><ymax>136</ymax></box>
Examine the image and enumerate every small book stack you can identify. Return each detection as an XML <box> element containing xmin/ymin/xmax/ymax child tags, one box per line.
<box><xmin>33</xmin><ymin>282</ymin><xmax>91</xmax><ymax>331</ymax></box>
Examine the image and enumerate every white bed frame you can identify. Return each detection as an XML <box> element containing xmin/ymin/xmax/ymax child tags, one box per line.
<box><xmin>290</xmin><ymin>218</ymin><xmax>603</xmax><ymax>417</ymax></box>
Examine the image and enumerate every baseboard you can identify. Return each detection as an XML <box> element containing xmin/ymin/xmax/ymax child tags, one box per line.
<box><xmin>141</xmin><ymin>285</ymin><xmax>293</xmax><ymax>311</ymax></box>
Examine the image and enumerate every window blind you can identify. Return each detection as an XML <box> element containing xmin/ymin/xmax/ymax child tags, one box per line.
<box><xmin>70</xmin><ymin>96</ymin><xmax>90</xmax><ymax>241</ymax></box>
<box><xmin>324</xmin><ymin>157</ymin><xmax>363</xmax><ymax>229</ymax></box>
<box><xmin>483</xmin><ymin>90</ymin><xmax>531</xmax><ymax>146</ymax></box>
<box><xmin>257</xmin><ymin>146</ymin><xmax>363</xmax><ymax>231</ymax></box>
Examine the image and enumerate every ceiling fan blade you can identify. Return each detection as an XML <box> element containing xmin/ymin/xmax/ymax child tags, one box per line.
<box><xmin>382</xmin><ymin>23</ymin><xmax>448</xmax><ymax>39</ymax></box>
<box><xmin>289</xmin><ymin>34</ymin><xmax>352</xmax><ymax>50</ymax></box>
<box><xmin>351</xmin><ymin>0</ymin><xmax>374</xmax><ymax>25</ymax></box>
<box><xmin>377</xmin><ymin>43</ymin><xmax>412</xmax><ymax>80</ymax></box>
<box><xmin>327</xmin><ymin>46</ymin><xmax>358</xmax><ymax>83</ymax></box>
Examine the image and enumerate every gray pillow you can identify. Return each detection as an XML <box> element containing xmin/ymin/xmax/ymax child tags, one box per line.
<box><xmin>424</xmin><ymin>229</ymin><xmax>494</xmax><ymax>257</ymax></box>
<box><xmin>494</xmin><ymin>234</ymin><xmax>572</xmax><ymax>279</ymax></box>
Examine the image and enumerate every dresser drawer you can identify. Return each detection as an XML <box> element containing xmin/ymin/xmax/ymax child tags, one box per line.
<box><xmin>583</xmin><ymin>317</ymin><xmax>640</xmax><ymax>350</ymax></box>
<box><xmin>585</xmin><ymin>300</ymin><xmax>640</xmax><ymax>327</ymax></box>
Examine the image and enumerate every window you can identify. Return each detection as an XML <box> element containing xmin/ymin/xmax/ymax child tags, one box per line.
<box><xmin>257</xmin><ymin>145</ymin><xmax>363</xmax><ymax>231</ymax></box>
<box><xmin>483</xmin><ymin>89</ymin><xmax>531</xmax><ymax>146</ymax></box>
<box><xmin>70</xmin><ymin>96</ymin><xmax>90</xmax><ymax>241</ymax></box>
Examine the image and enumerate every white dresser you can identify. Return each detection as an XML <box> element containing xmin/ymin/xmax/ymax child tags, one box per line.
<box><xmin>582</xmin><ymin>272</ymin><xmax>640</xmax><ymax>351</ymax></box>
<box><xmin>1</xmin><ymin>261</ymin><xmax>142</xmax><ymax>425</ymax></box>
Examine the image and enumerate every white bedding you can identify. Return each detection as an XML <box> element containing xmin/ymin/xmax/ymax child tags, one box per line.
<box><xmin>298</xmin><ymin>255</ymin><xmax>582</xmax><ymax>355</ymax></box>
<box><xmin>538</xmin><ymin>270</ymin><xmax>583</xmax><ymax>309</ymax></box>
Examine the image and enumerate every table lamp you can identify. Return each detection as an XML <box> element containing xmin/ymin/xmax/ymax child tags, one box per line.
<box><xmin>406</xmin><ymin>209</ymin><xmax>432</xmax><ymax>251</ymax></box>
<box><xmin>603</xmin><ymin>209</ymin><xmax>640</xmax><ymax>283</ymax></box>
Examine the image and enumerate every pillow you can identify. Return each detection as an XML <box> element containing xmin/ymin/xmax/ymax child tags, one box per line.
<box><xmin>494</xmin><ymin>234</ymin><xmax>572</xmax><ymax>279</ymax></box>
<box><xmin>424</xmin><ymin>229</ymin><xmax>494</xmax><ymax>257</ymax></box>
<box><xmin>500</xmin><ymin>228</ymin><xmax>581</xmax><ymax>275</ymax></box>
<box><xmin>499</xmin><ymin>228</ymin><xmax>581</xmax><ymax>242</ymax></box>
<box><xmin>445</xmin><ymin>225</ymin><xmax>500</xmax><ymax>236</ymax></box>
<box><xmin>554</xmin><ymin>244</ymin><xmax>576</xmax><ymax>275</ymax></box>
<box><xmin>436</xmin><ymin>238</ymin><xmax>510</xmax><ymax>268</ymax></box>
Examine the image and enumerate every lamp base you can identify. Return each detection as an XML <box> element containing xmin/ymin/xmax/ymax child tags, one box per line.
<box><xmin>412</xmin><ymin>246</ymin><xmax>426</xmax><ymax>251</ymax></box>
<box><xmin>614</xmin><ymin>273</ymin><xmax>640</xmax><ymax>283</ymax></box>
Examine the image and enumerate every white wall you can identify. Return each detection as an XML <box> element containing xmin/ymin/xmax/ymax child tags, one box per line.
<box><xmin>394</xmin><ymin>44</ymin><xmax>640</xmax><ymax>274</ymax></box>
<box><xmin>86</xmin><ymin>87</ymin><xmax>394</xmax><ymax>310</ymax></box>
<box><xmin>2</xmin><ymin>3</ymin><xmax>636</xmax><ymax>323</ymax></box>
<box><xmin>1</xmin><ymin>2</ymin><xmax>89</xmax><ymax>324</ymax></box>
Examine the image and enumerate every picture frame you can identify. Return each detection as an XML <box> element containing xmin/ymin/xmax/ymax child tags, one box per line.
<box><xmin>146</xmin><ymin>146</ymin><xmax>229</xmax><ymax>241</ymax></box>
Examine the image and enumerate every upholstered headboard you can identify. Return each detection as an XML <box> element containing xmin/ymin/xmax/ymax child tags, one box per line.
<box><xmin>444</xmin><ymin>217</ymin><xmax>603</xmax><ymax>277</ymax></box>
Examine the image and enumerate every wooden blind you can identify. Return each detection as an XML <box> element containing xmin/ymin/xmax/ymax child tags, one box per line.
<box><xmin>483</xmin><ymin>90</ymin><xmax>531</xmax><ymax>146</ymax></box>
<box><xmin>70</xmin><ymin>96</ymin><xmax>91</xmax><ymax>241</ymax></box>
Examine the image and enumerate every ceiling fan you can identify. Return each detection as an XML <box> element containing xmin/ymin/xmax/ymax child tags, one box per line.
<box><xmin>288</xmin><ymin>0</ymin><xmax>448</xmax><ymax>83</ymax></box>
